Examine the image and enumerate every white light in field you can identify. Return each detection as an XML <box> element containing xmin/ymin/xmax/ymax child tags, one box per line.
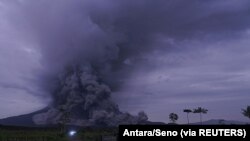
<box><xmin>69</xmin><ymin>130</ymin><xmax>77</xmax><ymax>136</ymax></box>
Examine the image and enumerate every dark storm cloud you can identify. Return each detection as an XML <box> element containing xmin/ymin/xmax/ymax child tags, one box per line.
<box><xmin>1</xmin><ymin>0</ymin><xmax>250</xmax><ymax>122</ymax></box>
<box><xmin>19</xmin><ymin>0</ymin><xmax>250</xmax><ymax>90</ymax></box>
<box><xmin>115</xmin><ymin>37</ymin><xmax>250</xmax><ymax>123</ymax></box>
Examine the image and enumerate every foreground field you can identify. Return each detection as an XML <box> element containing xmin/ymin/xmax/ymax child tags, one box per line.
<box><xmin>0</xmin><ymin>125</ymin><xmax>117</xmax><ymax>141</ymax></box>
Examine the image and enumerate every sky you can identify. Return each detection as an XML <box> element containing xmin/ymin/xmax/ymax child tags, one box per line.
<box><xmin>0</xmin><ymin>0</ymin><xmax>250</xmax><ymax>124</ymax></box>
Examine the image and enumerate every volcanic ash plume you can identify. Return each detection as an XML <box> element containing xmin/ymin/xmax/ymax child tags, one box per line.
<box><xmin>33</xmin><ymin>65</ymin><xmax>148</xmax><ymax>126</ymax></box>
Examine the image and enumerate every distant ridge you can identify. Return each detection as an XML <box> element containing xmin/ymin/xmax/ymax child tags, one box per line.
<box><xmin>0</xmin><ymin>110</ymin><xmax>248</xmax><ymax>127</ymax></box>
<box><xmin>0</xmin><ymin>108</ymin><xmax>165</xmax><ymax>127</ymax></box>
<box><xmin>0</xmin><ymin>108</ymin><xmax>48</xmax><ymax>127</ymax></box>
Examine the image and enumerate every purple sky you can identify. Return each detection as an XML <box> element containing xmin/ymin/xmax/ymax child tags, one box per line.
<box><xmin>0</xmin><ymin>0</ymin><xmax>250</xmax><ymax>124</ymax></box>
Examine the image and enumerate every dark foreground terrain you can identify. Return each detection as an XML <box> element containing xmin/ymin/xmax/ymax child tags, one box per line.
<box><xmin>0</xmin><ymin>125</ymin><xmax>117</xmax><ymax>141</ymax></box>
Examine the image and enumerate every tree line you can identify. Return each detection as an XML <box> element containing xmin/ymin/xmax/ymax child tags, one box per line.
<box><xmin>169</xmin><ymin>105</ymin><xmax>250</xmax><ymax>124</ymax></box>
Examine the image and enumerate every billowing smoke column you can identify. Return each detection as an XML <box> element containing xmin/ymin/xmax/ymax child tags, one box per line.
<box><xmin>27</xmin><ymin>0</ymin><xmax>154</xmax><ymax>126</ymax></box>
<box><xmin>33</xmin><ymin>65</ymin><xmax>147</xmax><ymax>126</ymax></box>
<box><xmin>7</xmin><ymin>0</ymin><xmax>248</xmax><ymax>126</ymax></box>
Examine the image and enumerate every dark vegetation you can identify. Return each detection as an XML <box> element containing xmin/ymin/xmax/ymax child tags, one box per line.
<box><xmin>0</xmin><ymin>125</ymin><xmax>117</xmax><ymax>141</ymax></box>
<box><xmin>242</xmin><ymin>106</ymin><xmax>250</xmax><ymax>121</ymax></box>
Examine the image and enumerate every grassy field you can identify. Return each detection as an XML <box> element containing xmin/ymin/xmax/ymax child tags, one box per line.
<box><xmin>0</xmin><ymin>125</ymin><xmax>117</xmax><ymax>141</ymax></box>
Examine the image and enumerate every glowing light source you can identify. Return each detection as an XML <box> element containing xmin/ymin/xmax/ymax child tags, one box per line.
<box><xmin>69</xmin><ymin>130</ymin><xmax>77</xmax><ymax>136</ymax></box>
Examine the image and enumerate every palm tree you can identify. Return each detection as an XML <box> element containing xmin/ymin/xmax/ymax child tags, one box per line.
<box><xmin>193</xmin><ymin>107</ymin><xmax>208</xmax><ymax>124</ymax></box>
<box><xmin>169</xmin><ymin>113</ymin><xmax>178</xmax><ymax>123</ymax></box>
<box><xmin>183</xmin><ymin>109</ymin><xmax>192</xmax><ymax>124</ymax></box>
<box><xmin>242</xmin><ymin>106</ymin><xmax>250</xmax><ymax>121</ymax></box>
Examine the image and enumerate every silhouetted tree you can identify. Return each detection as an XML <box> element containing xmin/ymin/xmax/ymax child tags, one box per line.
<box><xmin>169</xmin><ymin>113</ymin><xmax>178</xmax><ymax>123</ymax></box>
<box><xmin>193</xmin><ymin>107</ymin><xmax>208</xmax><ymax>124</ymax></box>
<box><xmin>183</xmin><ymin>109</ymin><xmax>192</xmax><ymax>124</ymax></box>
<box><xmin>219</xmin><ymin>119</ymin><xmax>225</xmax><ymax>125</ymax></box>
<box><xmin>242</xmin><ymin>106</ymin><xmax>250</xmax><ymax>121</ymax></box>
<box><xmin>138</xmin><ymin>111</ymin><xmax>148</xmax><ymax>122</ymax></box>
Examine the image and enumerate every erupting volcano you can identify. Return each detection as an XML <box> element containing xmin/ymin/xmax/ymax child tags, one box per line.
<box><xmin>33</xmin><ymin>65</ymin><xmax>148</xmax><ymax>126</ymax></box>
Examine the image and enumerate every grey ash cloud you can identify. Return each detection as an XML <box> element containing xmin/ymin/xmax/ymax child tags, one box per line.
<box><xmin>0</xmin><ymin>0</ymin><xmax>250</xmax><ymax>123</ymax></box>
